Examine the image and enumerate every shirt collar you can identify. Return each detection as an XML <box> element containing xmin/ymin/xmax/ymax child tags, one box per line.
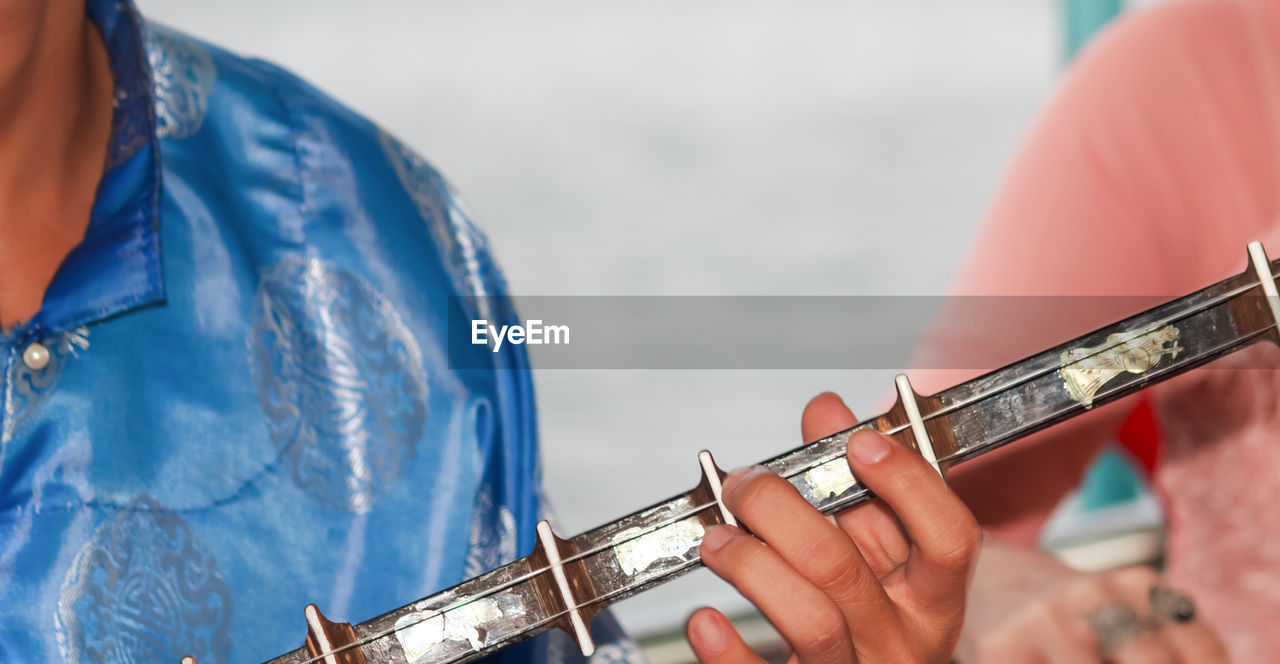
<box><xmin>7</xmin><ymin>0</ymin><xmax>163</xmax><ymax>345</ymax></box>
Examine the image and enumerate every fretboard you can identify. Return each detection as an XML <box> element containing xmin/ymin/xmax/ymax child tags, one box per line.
<box><xmin>262</xmin><ymin>242</ymin><xmax>1280</xmax><ymax>664</ymax></box>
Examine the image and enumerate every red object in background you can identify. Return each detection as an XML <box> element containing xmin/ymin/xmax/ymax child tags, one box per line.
<box><xmin>1115</xmin><ymin>397</ymin><xmax>1161</xmax><ymax>476</ymax></box>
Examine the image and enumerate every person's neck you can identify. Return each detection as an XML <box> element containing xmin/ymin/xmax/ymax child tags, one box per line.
<box><xmin>0</xmin><ymin>1</ymin><xmax>114</xmax><ymax>330</ymax></box>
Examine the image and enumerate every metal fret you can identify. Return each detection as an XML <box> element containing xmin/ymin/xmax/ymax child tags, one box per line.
<box><xmin>1248</xmin><ymin>241</ymin><xmax>1280</xmax><ymax>328</ymax></box>
<box><xmin>248</xmin><ymin>243</ymin><xmax>1280</xmax><ymax>664</ymax></box>
<box><xmin>536</xmin><ymin>521</ymin><xmax>595</xmax><ymax>655</ymax></box>
<box><xmin>698</xmin><ymin>450</ymin><xmax>736</xmax><ymax>527</ymax></box>
<box><xmin>304</xmin><ymin>605</ymin><xmax>365</xmax><ymax>664</ymax></box>
<box><xmin>895</xmin><ymin>374</ymin><xmax>942</xmax><ymax>476</ymax></box>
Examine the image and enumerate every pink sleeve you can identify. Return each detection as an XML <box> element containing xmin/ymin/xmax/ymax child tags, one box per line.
<box><xmin>914</xmin><ymin>0</ymin><xmax>1280</xmax><ymax>542</ymax></box>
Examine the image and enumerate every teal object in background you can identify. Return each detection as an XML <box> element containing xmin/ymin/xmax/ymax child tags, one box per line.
<box><xmin>1036</xmin><ymin>444</ymin><xmax>1164</xmax><ymax>569</ymax></box>
<box><xmin>1064</xmin><ymin>0</ymin><xmax>1124</xmax><ymax>60</ymax></box>
<box><xmin>1079</xmin><ymin>447</ymin><xmax>1145</xmax><ymax>511</ymax></box>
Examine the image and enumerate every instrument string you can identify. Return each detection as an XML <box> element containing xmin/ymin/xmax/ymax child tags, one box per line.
<box><xmin>816</xmin><ymin>315</ymin><xmax>1277</xmax><ymax>510</ymax></box>
<box><xmin>402</xmin><ymin>558</ymin><xmax>708</xmax><ymax>664</ymax></box>
<box><xmin>297</xmin><ymin>278</ymin><xmax>1273</xmax><ymax>664</ymax></box>
<box><xmin>790</xmin><ymin>278</ymin><xmax>1267</xmax><ymax>475</ymax></box>
<box><xmin>293</xmin><ymin>501</ymin><xmax>724</xmax><ymax>664</ymax></box>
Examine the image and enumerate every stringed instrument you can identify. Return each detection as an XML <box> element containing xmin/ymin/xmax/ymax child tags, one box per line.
<box><xmin>186</xmin><ymin>240</ymin><xmax>1280</xmax><ymax>664</ymax></box>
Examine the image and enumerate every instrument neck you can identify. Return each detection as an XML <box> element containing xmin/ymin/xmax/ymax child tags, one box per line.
<box><xmin>270</xmin><ymin>244</ymin><xmax>1280</xmax><ymax>664</ymax></box>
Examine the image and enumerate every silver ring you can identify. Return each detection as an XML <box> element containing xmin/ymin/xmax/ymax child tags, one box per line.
<box><xmin>1150</xmin><ymin>585</ymin><xmax>1197</xmax><ymax>624</ymax></box>
<box><xmin>1085</xmin><ymin>603</ymin><xmax>1148</xmax><ymax>654</ymax></box>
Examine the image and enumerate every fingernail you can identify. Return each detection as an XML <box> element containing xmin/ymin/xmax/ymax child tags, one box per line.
<box><xmin>721</xmin><ymin>466</ymin><xmax>770</xmax><ymax>499</ymax></box>
<box><xmin>691</xmin><ymin>612</ymin><xmax>727</xmax><ymax>653</ymax></box>
<box><xmin>700</xmin><ymin>525</ymin><xmax>740</xmax><ymax>553</ymax></box>
<box><xmin>849</xmin><ymin>432</ymin><xmax>891</xmax><ymax>465</ymax></box>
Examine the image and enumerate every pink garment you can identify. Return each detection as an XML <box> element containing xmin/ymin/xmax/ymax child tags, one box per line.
<box><xmin>918</xmin><ymin>0</ymin><xmax>1280</xmax><ymax>658</ymax></box>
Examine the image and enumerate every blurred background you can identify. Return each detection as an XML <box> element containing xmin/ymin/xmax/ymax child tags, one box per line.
<box><xmin>139</xmin><ymin>1</ymin><xmax>1138</xmax><ymax>659</ymax></box>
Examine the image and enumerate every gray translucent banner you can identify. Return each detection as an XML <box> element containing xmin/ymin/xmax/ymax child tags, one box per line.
<box><xmin>448</xmin><ymin>295</ymin><xmax>1190</xmax><ymax>370</ymax></box>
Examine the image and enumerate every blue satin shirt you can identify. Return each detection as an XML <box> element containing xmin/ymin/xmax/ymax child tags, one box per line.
<box><xmin>0</xmin><ymin>3</ymin><xmax>637</xmax><ymax>663</ymax></box>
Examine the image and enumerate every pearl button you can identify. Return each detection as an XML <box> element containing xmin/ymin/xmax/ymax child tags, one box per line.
<box><xmin>22</xmin><ymin>342</ymin><xmax>50</xmax><ymax>371</ymax></box>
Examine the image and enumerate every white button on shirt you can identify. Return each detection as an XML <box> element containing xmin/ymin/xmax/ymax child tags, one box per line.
<box><xmin>22</xmin><ymin>342</ymin><xmax>50</xmax><ymax>371</ymax></box>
